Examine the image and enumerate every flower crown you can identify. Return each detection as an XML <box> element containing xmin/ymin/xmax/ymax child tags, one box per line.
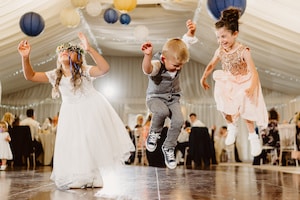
<box><xmin>56</xmin><ymin>43</ymin><xmax>84</xmax><ymax>55</ymax></box>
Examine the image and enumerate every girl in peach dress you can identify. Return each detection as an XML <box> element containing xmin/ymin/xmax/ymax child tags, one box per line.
<box><xmin>200</xmin><ymin>7</ymin><xmax>268</xmax><ymax>157</ymax></box>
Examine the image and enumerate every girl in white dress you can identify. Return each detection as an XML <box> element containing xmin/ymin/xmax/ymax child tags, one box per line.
<box><xmin>200</xmin><ymin>8</ymin><xmax>268</xmax><ymax>157</ymax></box>
<box><xmin>18</xmin><ymin>32</ymin><xmax>135</xmax><ymax>189</ymax></box>
<box><xmin>0</xmin><ymin>121</ymin><xmax>13</xmax><ymax>171</ymax></box>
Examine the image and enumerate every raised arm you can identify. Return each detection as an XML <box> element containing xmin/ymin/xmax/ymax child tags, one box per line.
<box><xmin>18</xmin><ymin>40</ymin><xmax>49</xmax><ymax>82</ymax></box>
<box><xmin>78</xmin><ymin>32</ymin><xmax>110</xmax><ymax>77</ymax></box>
<box><xmin>182</xmin><ymin>19</ymin><xmax>198</xmax><ymax>48</ymax></box>
<box><xmin>141</xmin><ymin>41</ymin><xmax>153</xmax><ymax>74</ymax></box>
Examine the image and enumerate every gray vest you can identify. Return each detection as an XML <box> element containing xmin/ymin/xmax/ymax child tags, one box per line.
<box><xmin>146</xmin><ymin>52</ymin><xmax>181</xmax><ymax>101</ymax></box>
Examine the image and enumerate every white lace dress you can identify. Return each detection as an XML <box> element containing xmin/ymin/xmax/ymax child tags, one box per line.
<box><xmin>0</xmin><ymin>132</ymin><xmax>13</xmax><ymax>160</ymax></box>
<box><xmin>46</xmin><ymin>66</ymin><xmax>135</xmax><ymax>189</ymax></box>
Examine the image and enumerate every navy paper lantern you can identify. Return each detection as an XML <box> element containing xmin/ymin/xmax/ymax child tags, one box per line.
<box><xmin>104</xmin><ymin>8</ymin><xmax>118</xmax><ymax>24</ymax></box>
<box><xmin>207</xmin><ymin>0</ymin><xmax>247</xmax><ymax>20</ymax></box>
<box><xmin>119</xmin><ymin>13</ymin><xmax>131</xmax><ymax>25</ymax></box>
<box><xmin>19</xmin><ymin>12</ymin><xmax>45</xmax><ymax>37</ymax></box>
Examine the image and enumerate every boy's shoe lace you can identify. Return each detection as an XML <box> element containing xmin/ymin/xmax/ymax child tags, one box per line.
<box><xmin>145</xmin><ymin>131</ymin><xmax>160</xmax><ymax>152</ymax></box>
<box><xmin>162</xmin><ymin>146</ymin><xmax>177</xmax><ymax>169</ymax></box>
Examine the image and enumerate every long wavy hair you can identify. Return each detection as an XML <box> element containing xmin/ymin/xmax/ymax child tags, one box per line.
<box><xmin>52</xmin><ymin>43</ymin><xmax>87</xmax><ymax>98</ymax></box>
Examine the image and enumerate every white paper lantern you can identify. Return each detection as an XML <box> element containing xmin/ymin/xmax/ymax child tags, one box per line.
<box><xmin>60</xmin><ymin>7</ymin><xmax>80</xmax><ymax>28</ymax></box>
<box><xmin>86</xmin><ymin>0</ymin><xmax>103</xmax><ymax>17</ymax></box>
<box><xmin>134</xmin><ymin>25</ymin><xmax>149</xmax><ymax>41</ymax></box>
<box><xmin>71</xmin><ymin>0</ymin><xmax>88</xmax><ymax>9</ymax></box>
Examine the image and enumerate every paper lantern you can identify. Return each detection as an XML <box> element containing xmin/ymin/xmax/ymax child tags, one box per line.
<box><xmin>134</xmin><ymin>25</ymin><xmax>149</xmax><ymax>41</ymax></box>
<box><xmin>207</xmin><ymin>0</ymin><xmax>247</xmax><ymax>20</ymax></box>
<box><xmin>113</xmin><ymin>0</ymin><xmax>137</xmax><ymax>13</ymax></box>
<box><xmin>86</xmin><ymin>0</ymin><xmax>102</xmax><ymax>17</ymax></box>
<box><xmin>104</xmin><ymin>8</ymin><xmax>118</xmax><ymax>24</ymax></box>
<box><xmin>60</xmin><ymin>7</ymin><xmax>80</xmax><ymax>28</ymax></box>
<box><xmin>120</xmin><ymin>13</ymin><xmax>131</xmax><ymax>25</ymax></box>
<box><xmin>19</xmin><ymin>12</ymin><xmax>45</xmax><ymax>37</ymax></box>
<box><xmin>71</xmin><ymin>0</ymin><xmax>88</xmax><ymax>9</ymax></box>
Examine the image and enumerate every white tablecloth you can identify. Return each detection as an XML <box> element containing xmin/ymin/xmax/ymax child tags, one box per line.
<box><xmin>38</xmin><ymin>131</ymin><xmax>56</xmax><ymax>165</ymax></box>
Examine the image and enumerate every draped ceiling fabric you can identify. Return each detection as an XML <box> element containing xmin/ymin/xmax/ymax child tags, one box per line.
<box><xmin>0</xmin><ymin>0</ymin><xmax>300</xmax><ymax>161</ymax></box>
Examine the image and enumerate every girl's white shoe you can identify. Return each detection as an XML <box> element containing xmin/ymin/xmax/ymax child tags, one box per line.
<box><xmin>248</xmin><ymin>133</ymin><xmax>262</xmax><ymax>157</ymax></box>
<box><xmin>225</xmin><ymin>123</ymin><xmax>237</xmax><ymax>145</ymax></box>
<box><xmin>0</xmin><ymin>165</ymin><xmax>7</xmax><ymax>171</ymax></box>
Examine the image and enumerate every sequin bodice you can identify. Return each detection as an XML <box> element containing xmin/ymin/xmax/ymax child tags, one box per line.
<box><xmin>219</xmin><ymin>44</ymin><xmax>249</xmax><ymax>76</ymax></box>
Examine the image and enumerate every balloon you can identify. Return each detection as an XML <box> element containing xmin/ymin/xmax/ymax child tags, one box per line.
<box><xmin>19</xmin><ymin>12</ymin><xmax>45</xmax><ymax>37</ymax></box>
<box><xmin>207</xmin><ymin>0</ymin><xmax>247</xmax><ymax>20</ymax></box>
<box><xmin>60</xmin><ymin>7</ymin><xmax>81</xmax><ymax>28</ymax></box>
<box><xmin>134</xmin><ymin>25</ymin><xmax>149</xmax><ymax>41</ymax></box>
<box><xmin>104</xmin><ymin>8</ymin><xmax>118</xmax><ymax>24</ymax></box>
<box><xmin>120</xmin><ymin>13</ymin><xmax>131</xmax><ymax>25</ymax></box>
<box><xmin>113</xmin><ymin>0</ymin><xmax>137</xmax><ymax>12</ymax></box>
<box><xmin>71</xmin><ymin>0</ymin><xmax>88</xmax><ymax>9</ymax></box>
<box><xmin>86</xmin><ymin>0</ymin><xmax>102</xmax><ymax>17</ymax></box>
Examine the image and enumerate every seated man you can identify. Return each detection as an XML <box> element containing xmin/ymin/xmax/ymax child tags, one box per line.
<box><xmin>20</xmin><ymin>108</ymin><xmax>43</xmax><ymax>165</ymax></box>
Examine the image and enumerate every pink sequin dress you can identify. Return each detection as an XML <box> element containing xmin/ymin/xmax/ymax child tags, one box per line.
<box><xmin>212</xmin><ymin>44</ymin><xmax>268</xmax><ymax>128</ymax></box>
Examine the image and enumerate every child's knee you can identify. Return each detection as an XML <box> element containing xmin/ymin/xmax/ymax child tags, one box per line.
<box><xmin>172</xmin><ymin>118</ymin><xmax>184</xmax><ymax>128</ymax></box>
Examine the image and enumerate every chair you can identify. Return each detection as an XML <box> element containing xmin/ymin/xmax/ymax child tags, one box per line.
<box><xmin>133</xmin><ymin>128</ymin><xmax>148</xmax><ymax>165</ymax></box>
<box><xmin>10</xmin><ymin>126</ymin><xmax>36</xmax><ymax>168</ymax></box>
<box><xmin>188</xmin><ymin>127</ymin><xmax>212</xmax><ymax>168</ymax></box>
<box><xmin>278</xmin><ymin>124</ymin><xmax>298</xmax><ymax>167</ymax></box>
<box><xmin>259</xmin><ymin>128</ymin><xmax>279</xmax><ymax>165</ymax></box>
<box><xmin>225</xmin><ymin>144</ymin><xmax>235</xmax><ymax>163</ymax></box>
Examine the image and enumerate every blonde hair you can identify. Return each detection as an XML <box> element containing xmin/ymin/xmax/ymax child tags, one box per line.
<box><xmin>162</xmin><ymin>38</ymin><xmax>189</xmax><ymax>63</ymax></box>
<box><xmin>293</xmin><ymin>112</ymin><xmax>300</xmax><ymax>124</ymax></box>
<box><xmin>0</xmin><ymin>121</ymin><xmax>8</xmax><ymax>130</ymax></box>
<box><xmin>2</xmin><ymin>112</ymin><xmax>14</xmax><ymax>126</ymax></box>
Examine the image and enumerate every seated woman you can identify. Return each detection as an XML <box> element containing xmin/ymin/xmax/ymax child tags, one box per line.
<box><xmin>253</xmin><ymin>108</ymin><xmax>280</xmax><ymax>165</ymax></box>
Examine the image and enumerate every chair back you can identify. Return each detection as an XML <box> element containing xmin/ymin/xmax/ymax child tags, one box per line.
<box><xmin>10</xmin><ymin>126</ymin><xmax>33</xmax><ymax>166</ymax></box>
<box><xmin>278</xmin><ymin>123</ymin><xmax>298</xmax><ymax>166</ymax></box>
<box><xmin>278</xmin><ymin>124</ymin><xmax>296</xmax><ymax>149</ymax></box>
<box><xmin>189</xmin><ymin>127</ymin><xmax>212</xmax><ymax>163</ymax></box>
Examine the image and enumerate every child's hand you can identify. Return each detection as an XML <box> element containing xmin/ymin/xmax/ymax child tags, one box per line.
<box><xmin>200</xmin><ymin>77</ymin><xmax>210</xmax><ymax>90</ymax></box>
<box><xmin>245</xmin><ymin>86</ymin><xmax>255</xmax><ymax>99</ymax></box>
<box><xmin>18</xmin><ymin>40</ymin><xmax>31</xmax><ymax>57</ymax></box>
<box><xmin>5</xmin><ymin>136</ymin><xmax>10</xmax><ymax>142</ymax></box>
<box><xmin>141</xmin><ymin>42</ymin><xmax>153</xmax><ymax>56</ymax></box>
<box><xmin>186</xmin><ymin>19</ymin><xmax>196</xmax><ymax>36</ymax></box>
<box><xmin>78</xmin><ymin>32</ymin><xmax>90</xmax><ymax>52</ymax></box>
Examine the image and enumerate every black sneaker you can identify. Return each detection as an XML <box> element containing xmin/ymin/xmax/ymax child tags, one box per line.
<box><xmin>162</xmin><ymin>146</ymin><xmax>177</xmax><ymax>169</ymax></box>
<box><xmin>145</xmin><ymin>131</ymin><xmax>160</xmax><ymax>152</ymax></box>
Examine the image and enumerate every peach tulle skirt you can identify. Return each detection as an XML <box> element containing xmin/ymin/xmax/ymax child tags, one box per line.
<box><xmin>213</xmin><ymin>70</ymin><xmax>268</xmax><ymax>128</ymax></box>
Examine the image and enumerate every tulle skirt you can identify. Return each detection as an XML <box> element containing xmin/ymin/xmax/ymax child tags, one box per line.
<box><xmin>213</xmin><ymin>70</ymin><xmax>268</xmax><ymax>128</ymax></box>
<box><xmin>50</xmin><ymin>92</ymin><xmax>135</xmax><ymax>189</ymax></box>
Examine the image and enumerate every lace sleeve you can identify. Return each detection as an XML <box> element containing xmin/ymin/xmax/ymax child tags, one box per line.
<box><xmin>82</xmin><ymin>65</ymin><xmax>95</xmax><ymax>81</ymax></box>
<box><xmin>45</xmin><ymin>69</ymin><xmax>57</xmax><ymax>86</ymax></box>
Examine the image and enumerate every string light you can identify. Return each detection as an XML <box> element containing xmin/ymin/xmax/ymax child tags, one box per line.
<box><xmin>257</xmin><ymin>68</ymin><xmax>300</xmax><ymax>82</ymax></box>
<box><xmin>0</xmin><ymin>98</ymin><xmax>61</xmax><ymax>110</ymax></box>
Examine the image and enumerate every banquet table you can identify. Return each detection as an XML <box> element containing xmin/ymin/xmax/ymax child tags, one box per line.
<box><xmin>38</xmin><ymin>130</ymin><xmax>56</xmax><ymax>165</ymax></box>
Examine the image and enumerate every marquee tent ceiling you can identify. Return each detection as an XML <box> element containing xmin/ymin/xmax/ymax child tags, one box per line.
<box><xmin>0</xmin><ymin>0</ymin><xmax>299</xmax><ymax>97</ymax></box>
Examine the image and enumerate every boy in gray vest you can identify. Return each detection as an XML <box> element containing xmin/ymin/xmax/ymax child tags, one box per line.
<box><xmin>140</xmin><ymin>19</ymin><xmax>198</xmax><ymax>169</ymax></box>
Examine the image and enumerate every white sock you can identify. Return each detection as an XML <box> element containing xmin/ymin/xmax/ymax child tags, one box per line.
<box><xmin>248</xmin><ymin>132</ymin><xmax>258</xmax><ymax>140</ymax></box>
